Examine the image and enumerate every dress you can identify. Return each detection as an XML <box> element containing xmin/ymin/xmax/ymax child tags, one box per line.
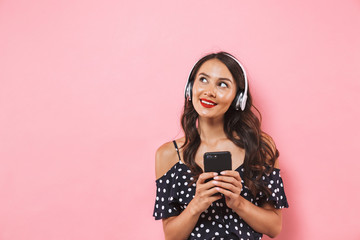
<box><xmin>153</xmin><ymin>141</ymin><xmax>289</xmax><ymax>240</ymax></box>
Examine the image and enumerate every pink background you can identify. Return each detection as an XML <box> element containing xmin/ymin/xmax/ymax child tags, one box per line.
<box><xmin>1</xmin><ymin>0</ymin><xmax>360</xmax><ymax>239</ymax></box>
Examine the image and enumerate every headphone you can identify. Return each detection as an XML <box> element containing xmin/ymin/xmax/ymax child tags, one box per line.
<box><xmin>184</xmin><ymin>53</ymin><xmax>248</xmax><ymax>111</ymax></box>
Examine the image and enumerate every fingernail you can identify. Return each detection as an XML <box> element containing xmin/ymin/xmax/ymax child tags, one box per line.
<box><xmin>213</xmin><ymin>181</ymin><xmax>218</xmax><ymax>185</ymax></box>
<box><xmin>216</xmin><ymin>187</ymin><xmax>220</xmax><ymax>191</ymax></box>
<box><xmin>213</xmin><ymin>172</ymin><xmax>218</xmax><ymax>176</ymax></box>
<box><xmin>213</xmin><ymin>176</ymin><xmax>219</xmax><ymax>180</ymax></box>
<box><xmin>220</xmin><ymin>171</ymin><xmax>225</xmax><ymax>175</ymax></box>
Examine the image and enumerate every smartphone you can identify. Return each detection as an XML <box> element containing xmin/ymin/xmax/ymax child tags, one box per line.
<box><xmin>203</xmin><ymin>151</ymin><xmax>232</xmax><ymax>195</ymax></box>
<box><xmin>204</xmin><ymin>151</ymin><xmax>232</xmax><ymax>174</ymax></box>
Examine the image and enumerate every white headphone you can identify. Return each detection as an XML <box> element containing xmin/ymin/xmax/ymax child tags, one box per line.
<box><xmin>184</xmin><ymin>53</ymin><xmax>248</xmax><ymax>111</ymax></box>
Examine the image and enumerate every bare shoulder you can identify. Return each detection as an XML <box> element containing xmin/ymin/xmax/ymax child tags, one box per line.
<box><xmin>155</xmin><ymin>139</ymin><xmax>183</xmax><ymax>180</ymax></box>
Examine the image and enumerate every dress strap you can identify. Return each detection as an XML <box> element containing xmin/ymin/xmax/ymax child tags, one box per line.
<box><xmin>172</xmin><ymin>140</ymin><xmax>181</xmax><ymax>161</ymax></box>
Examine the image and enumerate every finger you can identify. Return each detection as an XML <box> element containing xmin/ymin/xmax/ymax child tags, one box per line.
<box><xmin>213</xmin><ymin>175</ymin><xmax>242</xmax><ymax>189</ymax></box>
<box><xmin>215</xmin><ymin>186</ymin><xmax>238</xmax><ymax>199</ymax></box>
<box><xmin>197</xmin><ymin>172</ymin><xmax>218</xmax><ymax>184</ymax></box>
<box><xmin>212</xmin><ymin>181</ymin><xmax>240</xmax><ymax>194</ymax></box>
<box><xmin>220</xmin><ymin>170</ymin><xmax>242</xmax><ymax>182</ymax></box>
<box><xmin>208</xmin><ymin>194</ymin><xmax>223</xmax><ymax>203</ymax></box>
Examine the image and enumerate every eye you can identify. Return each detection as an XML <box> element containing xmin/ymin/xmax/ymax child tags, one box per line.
<box><xmin>219</xmin><ymin>82</ymin><xmax>228</xmax><ymax>88</ymax></box>
<box><xmin>199</xmin><ymin>77</ymin><xmax>208</xmax><ymax>83</ymax></box>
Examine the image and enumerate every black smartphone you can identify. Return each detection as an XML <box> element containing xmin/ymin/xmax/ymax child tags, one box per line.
<box><xmin>203</xmin><ymin>151</ymin><xmax>232</xmax><ymax>195</ymax></box>
<box><xmin>204</xmin><ymin>151</ymin><xmax>232</xmax><ymax>175</ymax></box>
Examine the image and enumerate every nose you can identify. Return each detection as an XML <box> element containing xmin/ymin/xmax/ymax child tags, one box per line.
<box><xmin>204</xmin><ymin>83</ymin><xmax>216</xmax><ymax>98</ymax></box>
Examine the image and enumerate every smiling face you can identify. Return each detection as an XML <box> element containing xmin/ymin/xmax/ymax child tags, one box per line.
<box><xmin>192</xmin><ymin>58</ymin><xmax>237</xmax><ymax>120</ymax></box>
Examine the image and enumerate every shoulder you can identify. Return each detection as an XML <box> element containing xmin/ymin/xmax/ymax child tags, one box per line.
<box><xmin>155</xmin><ymin>138</ymin><xmax>184</xmax><ymax>180</ymax></box>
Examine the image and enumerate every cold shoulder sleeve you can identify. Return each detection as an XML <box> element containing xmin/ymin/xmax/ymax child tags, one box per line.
<box><xmin>257</xmin><ymin>168</ymin><xmax>289</xmax><ymax>209</ymax></box>
<box><xmin>153</xmin><ymin>161</ymin><xmax>195</xmax><ymax>220</ymax></box>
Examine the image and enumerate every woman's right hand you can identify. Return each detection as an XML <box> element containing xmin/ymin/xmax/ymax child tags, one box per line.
<box><xmin>189</xmin><ymin>172</ymin><xmax>223</xmax><ymax>215</ymax></box>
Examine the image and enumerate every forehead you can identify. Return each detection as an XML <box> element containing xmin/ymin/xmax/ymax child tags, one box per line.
<box><xmin>197</xmin><ymin>59</ymin><xmax>234</xmax><ymax>80</ymax></box>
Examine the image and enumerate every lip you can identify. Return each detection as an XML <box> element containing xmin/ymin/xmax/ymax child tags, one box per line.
<box><xmin>200</xmin><ymin>98</ymin><xmax>217</xmax><ymax>108</ymax></box>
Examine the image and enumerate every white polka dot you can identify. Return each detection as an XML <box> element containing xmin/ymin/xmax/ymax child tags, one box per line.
<box><xmin>206</xmin><ymin>229</ymin><xmax>210</xmax><ymax>233</ymax></box>
<box><xmin>229</xmin><ymin>214</ymin><xmax>233</xmax><ymax>219</ymax></box>
<box><xmin>187</xmin><ymin>170</ymin><xmax>191</xmax><ymax>173</ymax></box>
<box><xmin>166</xmin><ymin>179</ymin><xmax>170</xmax><ymax>184</ymax></box>
<box><xmin>159</xmin><ymin>179</ymin><xmax>162</xmax><ymax>183</ymax></box>
<box><xmin>234</xmin><ymin>218</ymin><xmax>238</xmax><ymax>223</ymax></box>
<box><xmin>190</xmin><ymin>177</ymin><xmax>194</xmax><ymax>180</ymax></box>
<box><xmin>157</xmin><ymin>188</ymin><xmax>160</xmax><ymax>192</ymax></box>
<box><xmin>273</xmin><ymin>171</ymin><xmax>276</xmax><ymax>175</ymax></box>
<box><xmin>163</xmin><ymin>189</ymin><xmax>166</xmax><ymax>193</ymax></box>
<box><xmin>200</xmin><ymin>224</ymin><xmax>204</xmax><ymax>228</ymax></box>
<box><xmin>247</xmin><ymin>232</ymin><xmax>250</xmax><ymax>236</ymax></box>
<box><xmin>270</xmin><ymin>180</ymin><xmax>274</xmax><ymax>184</ymax></box>
<box><xmin>178</xmin><ymin>168</ymin><xmax>182</xmax><ymax>172</ymax></box>
<box><xmin>180</xmin><ymin>190</ymin><xmax>184</xmax><ymax>194</ymax></box>
<box><xmin>212</xmin><ymin>221</ymin><xmax>216</xmax><ymax>226</ymax></box>
<box><xmin>215</xmin><ymin>232</ymin><xmax>219</xmax><ymax>236</ymax></box>
<box><xmin>186</xmin><ymin>194</ymin><xmax>189</xmax><ymax>197</ymax></box>
<box><xmin>208</xmin><ymin>216</ymin><xmax>212</xmax><ymax>220</ymax></box>
<box><xmin>156</xmin><ymin>196</ymin><xmax>159</xmax><ymax>200</ymax></box>
<box><xmin>197</xmin><ymin>233</ymin><xmax>201</xmax><ymax>237</ymax></box>
<box><xmin>184</xmin><ymin>182</ymin><xmax>188</xmax><ymax>186</ymax></box>
<box><xmin>168</xmin><ymin>209</ymin><xmax>172</xmax><ymax>213</ymax></box>
<box><xmin>240</xmin><ymin>223</ymin><xmax>243</xmax><ymax>227</ymax></box>
<box><xmin>272</xmin><ymin>193</ymin><xmax>275</xmax><ymax>197</ymax></box>
<box><xmin>281</xmin><ymin>183</ymin><xmax>283</xmax><ymax>187</ymax></box>
<box><xmin>195</xmin><ymin>227</ymin><xmax>199</xmax><ymax>231</ymax></box>
<box><xmin>161</xmin><ymin>197</ymin><xmax>164</xmax><ymax>202</ymax></box>
<box><xmin>268</xmin><ymin>184</ymin><xmax>272</xmax><ymax>188</ymax></box>
<box><xmin>201</xmin><ymin>213</ymin><xmax>205</xmax><ymax>218</ymax></box>
<box><xmin>179</xmin><ymin>198</ymin><xmax>183</xmax><ymax>202</ymax></box>
<box><xmin>218</xmin><ymin>224</ymin><xmax>222</xmax><ymax>228</ymax></box>
<box><xmin>235</xmin><ymin>226</ymin><xmax>238</xmax><ymax>230</ymax></box>
<box><xmin>182</xmin><ymin>175</ymin><xmax>186</xmax><ymax>179</ymax></box>
<box><xmin>215</xmin><ymin>215</ymin><xmax>219</xmax><ymax>219</ymax></box>
<box><xmin>188</xmin><ymin>188</ymin><xmax>192</xmax><ymax>192</ymax></box>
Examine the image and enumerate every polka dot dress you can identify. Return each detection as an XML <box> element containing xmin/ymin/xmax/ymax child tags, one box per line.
<box><xmin>153</xmin><ymin>142</ymin><xmax>289</xmax><ymax>240</ymax></box>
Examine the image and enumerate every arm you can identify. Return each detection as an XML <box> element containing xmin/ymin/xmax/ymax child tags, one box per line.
<box><xmin>213</xmin><ymin>160</ymin><xmax>283</xmax><ymax>238</ymax></box>
<box><xmin>155</xmin><ymin>142</ymin><xmax>221</xmax><ymax>240</ymax></box>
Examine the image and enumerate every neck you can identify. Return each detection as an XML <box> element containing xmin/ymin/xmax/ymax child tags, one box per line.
<box><xmin>198</xmin><ymin>116</ymin><xmax>227</xmax><ymax>145</ymax></box>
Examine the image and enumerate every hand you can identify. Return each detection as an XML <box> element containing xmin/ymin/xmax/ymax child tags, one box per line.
<box><xmin>212</xmin><ymin>170</ymin><xmax>243</xmax><ymax>210</ymax></box>
<box><xmin>189</xmin><ymin>172</ymin><xmax>223</xmax><ymax>215</ymax></box>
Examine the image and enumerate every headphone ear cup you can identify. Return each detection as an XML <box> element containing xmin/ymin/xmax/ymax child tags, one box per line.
<box><xmin>233</xmin><ymin>92</ymin><xmax>241</xmax><ymax>110</ymax></box>
<box><xmin>185</xmin><ymin>81</ymin><xmax>193</xmax><ymax>101</ymax></box>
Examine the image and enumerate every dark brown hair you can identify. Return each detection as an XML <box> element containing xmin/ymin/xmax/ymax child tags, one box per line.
<box><xmin>180</xmin><ymin>52</ymin><xmax>279</xmax><ymax>197</ymax></box>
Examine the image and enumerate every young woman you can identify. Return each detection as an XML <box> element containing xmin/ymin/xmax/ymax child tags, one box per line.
<box><xmin>153</xmin><ymin>52</ymin><xmax>289</xmax><ymax>240</ymax></box>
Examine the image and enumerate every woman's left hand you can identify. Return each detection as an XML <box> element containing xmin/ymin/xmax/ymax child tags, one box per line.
<box><xmin>212</xmin><ymin>170</ymin><xmax>243</xmax><ymax>210</ymax></box>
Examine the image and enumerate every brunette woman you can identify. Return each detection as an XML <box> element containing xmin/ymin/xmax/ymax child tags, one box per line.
<box><xmin>153</xmin><ymin>52</ymin><xmax>288</xmax><ymax>240</ymax></box>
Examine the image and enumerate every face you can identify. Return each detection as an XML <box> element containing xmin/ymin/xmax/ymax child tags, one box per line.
<box><xmin>192</xmin><ymin>59</ymin><xmax>237</xmax><ymax>120</ymax></box>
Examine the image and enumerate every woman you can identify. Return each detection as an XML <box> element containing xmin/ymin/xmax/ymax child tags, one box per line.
<box><xmin>153</xmin><ymin>52</ymin><xmax>289</xmax><ymax>240</ymax></box>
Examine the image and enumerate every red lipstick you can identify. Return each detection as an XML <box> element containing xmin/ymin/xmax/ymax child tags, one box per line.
<box><xmin>200</xmin><ymin>98</ymin><xmax>217</xmax><ymax>108</ymax></box>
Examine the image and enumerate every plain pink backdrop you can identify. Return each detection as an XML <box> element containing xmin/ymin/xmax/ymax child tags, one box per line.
<box><xmin>1</xmin><ymin>0</ymin><xmax>360</xmax><ymax>239</ymax></box>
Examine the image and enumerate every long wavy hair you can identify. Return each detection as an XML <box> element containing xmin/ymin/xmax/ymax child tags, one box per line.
<box><xmin>180</xmin><ymin>51</ymin><xmax>279</xmax><ymax>198</ymax></box>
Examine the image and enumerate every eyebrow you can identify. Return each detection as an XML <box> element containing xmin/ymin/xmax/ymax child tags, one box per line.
<box><xmin>198</xmin><ymin>72</ymin><xmax>232</xmax><ymax>82</ymax></box>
